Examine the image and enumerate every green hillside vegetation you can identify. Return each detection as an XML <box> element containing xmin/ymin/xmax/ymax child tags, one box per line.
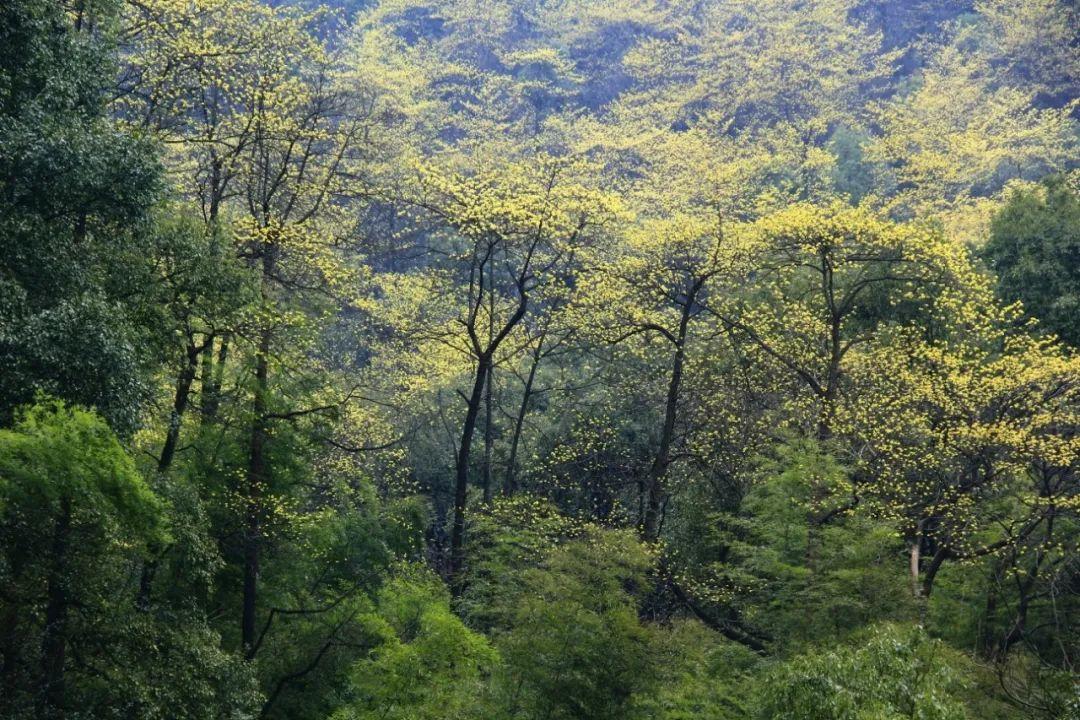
<box><xmin>1</xmin><ymin>0</ymin><xmax>1078</xmax><ymax>717</ymax></box>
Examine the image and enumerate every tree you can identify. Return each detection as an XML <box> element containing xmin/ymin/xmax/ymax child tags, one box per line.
<box><xmin>673</xmin><ymin>439</ymin><xmax>914</xmax><ymax>649</ymax></box>
<box><xmin>0</xmin><ymin>401</ymin><xmax>165</xmax><ymax>716</ymax></box>
<box><xmin>4</xmin><ymin>0</ymin><xmax>1079</xmax><ymax>716</ymax></box>
<box><xmin>842</xmin><ymin>319</ymin><xmax>1080</xmax><ymax>601</ymax></box>
<box><xmin>574</xmin><ymin>208</ymin><xmax>748</xmax><ymax>541</ymax></box>
<box><xmin>121</xmin><ymin>6</ymin><xmax>420</xmax><ymax>716</ymax></box>
<box><xmin>495</xmin><ymin>529</ymin><xmax>657</xmax><ymax>720</ymax></box>
<box><xmin>117</xmin><ymin>209</ymin><xmax>256</xmax><ymax>475</ymax></box>
<box><xmin>0</xmin><ymin>0</ymin><xmax>160</xmax><ymax>432</ymax></box>
<box><xmin>331</xmin><ymin>568</ymin><xmax>497</xmax><ymax>720</ymax></box>
<box><xmin>983</xmin><ymin>176</ymin><xmax>1080</xmax><ymax>348</ymax></box>
<box><xmin>618</xmin><ymin>0</ymin><xmax>897</xmax><ymax>137</ymax></box>
<box><xmin>717</xmin><ymin>203</ymin><xmax>985</xmax><ymax>444</ymax></box>
<box><xmin>754</xmin><ymin>624</ymin><xmax>975</xmax><ymax>720</ymax></box>
<box><xmin>403</xmin><ymin>152</ymin><xmax>618</xmax><ymax>576</ymax></box>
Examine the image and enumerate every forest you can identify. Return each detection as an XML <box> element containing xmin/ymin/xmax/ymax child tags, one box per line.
<box><xmin>0</xmin><ymin>0</ymin><xmax>1078</xmax><ymax>717</ymax></box>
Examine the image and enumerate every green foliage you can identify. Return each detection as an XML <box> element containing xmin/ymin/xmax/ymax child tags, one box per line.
<box><xmin>495</xmin><ymin>529</ymin><xmax>657</xmax><ymax>720</ymax></box>
<box><xmin>121</xmin><ymin>209</ymin><xmax>256</xmax><ymax>355</ymax></box>
<box><xmin>331</xmin><ymin>567</ymin><xmax>497</xmax><ymax>720</ymax></box>
<box><xmin>0</xmin><ymin>0</ymin><xmax>160</xmax><ymax>432</ymax></box>
<box><xmin>631</xmin><ymin>620</ymin><xmax>758</xmax><ymax>720</ymax></box>
<box><xmin>983</xmin><ymin>176</ymin><xmax>1080</xmax><ymax>347</ymax></box>
<box><xmin>0</xmin><ymin>399</ymin><xmax>164</xmax><ymax>543</ymax></box>
<box><xmin>754</xmin><ymin>624</ymin><xmax>974</xmax><ymax>720</ymax></box>
<box><xmin>458</xmin><ymin>494</ymin><xmax>586</xmax><ymax>630</ymax></box>
<box><xmin>0</xmin><ymin>400</ymin><xmax>259</xmax><ymax>719</ymax></box>
<box><xmin>827</xmin><ymin>126</ymin><xmax>879</xmax><ymax>204</ymax></box>
<box><xmin>671</xmin><ymin>439</ymin><xmax>915</xmax><ymax>649</ymax></box>
<box><xmin>71</xmin><ymin>616</ymin><xmax>262</xmax><ymax>720</ymax></box>
<box><xmin>1</xmin><ymin>0</ymin><xmax>1078</xmax><ymax>718</ymax></box>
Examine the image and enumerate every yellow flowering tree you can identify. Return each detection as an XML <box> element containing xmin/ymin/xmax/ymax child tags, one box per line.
<box><xmin>382</xmin><ymin>152</ymin><xmax>622</xmax><ymax>575</ymax></box>
<box><xmin>573</xmin><ymin>208</ymin><xmax>755</xmax><ymax>540</ymax></box>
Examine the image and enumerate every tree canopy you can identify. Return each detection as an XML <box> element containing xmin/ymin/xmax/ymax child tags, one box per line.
<box><xmin>0</xmin><ymin>0</ymin><xmax>1077</xmax><ymax>718</ymax></box>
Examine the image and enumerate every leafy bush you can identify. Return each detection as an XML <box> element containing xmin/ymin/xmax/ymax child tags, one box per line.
<box><xmin>754</xmin><ymin>624</ymin><xmax>972</xmax><ymax>720</ymax></box>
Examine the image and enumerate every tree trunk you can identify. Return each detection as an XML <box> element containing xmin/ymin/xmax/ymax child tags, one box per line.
<box><xmin>159</xmin><ymin>338</ymin><xmax>201</xmax><ymax>472</ymax></box>
<box><xmin>817</xmin><ymin>312</ymin><xmax>842</xmax><ymax>441</ymax></box>
<box><xmin>243</xmin><ymin>326</ymin><xmax>271</xmax><ymax>658</ymax></box>
<box><xmin>3</xmin><ymin>512</ymin><xmax>29</xmax><ymax>695</ymax></box>
<box><xmin>643</xmin><ymin>308</ymin><xmax>690</xmax><ymax>543</ymax></box>
<box><xmin>816</xmin><ymin>251</ymin><xmax>841</xmax><ymax>442</ymax></box>
<box><xmin>909</xmin><ymin>540</ymin><xmax>921</xmax><ymax>598</ymax></box>
<box><xmin>137</xmin><ymin>338</ymin><xmax>205</xmax><ymax>610</ymax></box>
<box><xmin>1</xmin><ymin>603</ymin><xmax>19</xmax><ymax>699</ymax></box>
<box><xmin>482</xmin><ymin>363</ymin><xmax>494</xmax><ymax>504</ymax></box>
<box><xmin>243</xmin><ymin>246</ymin><xmax>275</xmax><ymax>657</ymax></box>
<box><xmin>921</xmin><ymin>546</ymin><xmax>950</xmax><ymax>598</ymax></box>
<box><xmin>978</xmin><ymin>557</ymin><xmax>1006</xmax><ymax>657</ymax></box>
<box><xmin>504</xmin><ymin>337</ymin><xmax>542</xmax><ymax>495</ymax></box>
<box><xmin>806</xmin><ymin>303</ymin><xmax>843</xmax><ymax>573</ymax></box>
<box><xmin>909</xmin><ymin>519</ymin><xmax>924</xmax><ymax>599</ymax></box>
<box><xmin>450</xmin><ymin>356</ymin><xmax>490</xmax><ymax>577</ymax></box>
<box><xmin>201</xmin><ymin>333</ymin><xmax>229</xmax><ymax>424</ymax></box>
<box><xmin>208</xmin><ymin>157</ymin><xmax>223</xmax><ymax>226</ymax></box>
<box><xmin>998</xmin><ymin>513</ymin><xmax>1054</xmax><ymax>657</ymax></box>
<box><xmin>40</xmin><ymin>496</ymin><xmax>71</xmax><ymax>717</ymax></box>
